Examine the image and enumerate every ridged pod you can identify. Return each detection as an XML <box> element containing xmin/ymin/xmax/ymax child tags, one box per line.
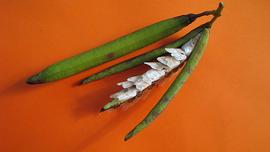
<box><xmin>124</xmin><ymin>28</ymin><xmax>210</xmax><ymax>141</ymax></box>
<box><xmin>27</xmin><ymin>11</ymin><xmax>215</xmax><ymax>84</ymax></box>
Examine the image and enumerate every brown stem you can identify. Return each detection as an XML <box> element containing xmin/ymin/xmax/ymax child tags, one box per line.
<box><xmin>209</xmin><ymin>2</ymin><xmax>224</xmax><ymax>27</ymax></box>
<box><xmin>190</xmin><ymin>2</ymin><xmax>224</xmax><ymax>24</ymax></box>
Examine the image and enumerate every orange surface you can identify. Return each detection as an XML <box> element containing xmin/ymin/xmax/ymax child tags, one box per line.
<box><xmin>0</xmin><ymin>0</ymin><xmax>270</xmax><ymax>152</ymax></box>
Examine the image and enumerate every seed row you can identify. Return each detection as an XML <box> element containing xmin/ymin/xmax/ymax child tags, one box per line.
<box><xmin>103</xmin><ymin>34</ymin><xmax>201</xmax><ymax>110</ymax></box>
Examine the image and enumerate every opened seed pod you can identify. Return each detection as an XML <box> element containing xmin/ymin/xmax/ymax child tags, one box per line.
<box><xmin>125</xmin><ymin>2</ymin><xmax>224</xmax><ymax>141</ymax></box>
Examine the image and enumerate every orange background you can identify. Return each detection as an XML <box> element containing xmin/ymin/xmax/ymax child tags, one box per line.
<box><xmin>0</xmin><ymin>0</ymin><xmax>269</xmax><ymax>152</ymax></box>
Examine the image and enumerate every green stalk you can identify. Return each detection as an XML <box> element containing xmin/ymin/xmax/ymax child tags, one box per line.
<box><xmin>27</xmin><ymin>6</ymin><xmax>220</xmax><ymax>84</ymax></box>
<box><xmin>81</xmin><ymin>23</ymin><xmax>210</xmax><ymax>84</ymax></box>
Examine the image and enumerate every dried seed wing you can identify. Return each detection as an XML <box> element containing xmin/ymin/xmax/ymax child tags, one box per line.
<box><xmin>105</xmin><ymin>88</ymin><xmax>140</xmax><ymax>111</ymax></box>
<box><xmin>144</xmin><ymin>62</ymin><xmax>168</xmax><ymax>71</ymax></box>
<box><xmin>134</xmin><ymin>78</ymin><xmax>151</xmax><ymax>91</ymax></box>
<box><xmin>165</xmin><ymin>48</ymin><xmax>187</xmax><ymax>61</ymax></box>
<box><xmin>142</xmin><ymin>69</ymin><xmax>166</xmax><ymax>83</ymax></box>
<box><xmin>127</xmin><ymin>76</ymin><xmax>141</xmax><ymax>82</ymax></box>
<box><xmin>181</xmin><ymin>33</ymin><xmax>201</xmax><ymax>56</ymax></box>
<box><xmin>117</xmin><ymin>81</ymin><xmax>134</xmax><ymax>88</ymax></box>
<box><xmin>157</xmin><ymin>56</ymin><xmax>181</xmax><ymax>69</ymax></box>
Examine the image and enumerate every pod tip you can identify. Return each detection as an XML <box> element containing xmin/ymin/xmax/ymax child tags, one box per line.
<box><xmin>124</xmin><ymin>130</ymin><xmax>137</xmax><ymax>141</ymax></box>
<box><xmin>100</xmin><ymin>108</ymin><xmax>106</xmax><ymax>112</ymax></box>
<box><xmin>100</xmin><ymin>102</ymin><xmax>113</xmax><ymax>112</ymax></box>
<box><xmin>124</xmin><ymin>133</ymin><xmax>131</xmax><ymax>141</ymax></box>
<box><xmin>80</xmin><ymin>79</ymin><xmax>88</xmax><ymax>85</ymax></box>
<box><xmin>81</xmin><ymin>77</ymin><xmax>95</xmax><ymax>85</ymax></box>
<box><xmin>26</xmin><ymin>74</ymin><xmax>42</xmax><ymax>84</ymax></box>
<box><xmin>100</xmin><ymin>104</ymin><xmax>110</xmax><ymax>112</ymax></box>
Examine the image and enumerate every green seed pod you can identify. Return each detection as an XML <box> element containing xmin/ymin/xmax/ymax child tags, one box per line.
<box><xmin>27</xmin><ymin>9</ymin><xmax>218</xmax><ymax>84</ymax></box>
<box><xmin>124</xmin><ymin>28</ymin><xmax>210</xmax><ymax>141</ymax></box>
<box><xmin>81</xmin><ymin>23</ymin><xmax>210</xmax><ymax>84</ymax></box>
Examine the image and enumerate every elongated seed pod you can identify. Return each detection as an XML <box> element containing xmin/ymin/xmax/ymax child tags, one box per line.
<box><xmin>27</xmin><ymin>9</ymin><xmax>217</xmax><ymax>84</ymax></box>
<box><xmin>81</xmin><ymin>23</ymin><xmax>210</xmax><ymax>84</ymax></box>
<box><xmin>124</xmin><ymin>28</ymin><xmax>210</xmax><ymax>141</ymax></box>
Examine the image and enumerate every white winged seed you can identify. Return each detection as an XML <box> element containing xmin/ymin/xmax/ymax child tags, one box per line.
<box><xmin>157</xmin><ymin>56</ymin><xmax>180</xmax><ymax>69</ymax></box>
<box><xmin>165</xmin><ymin>48</ymin><xmax>187</xmax><ymax>62</ymax></box>
<box><xmin>117</xmin><ymin>81</ymin><xmax>134</xmax><ymax>88</ymax></box>
<box><xmin>142</xmin><ymin>69</ymin><xmax>166</xmax><ymax>83</ymax></box>
<box><xmin>127</xmin><ymin>76</ymin><xmax>141</xmax><ymax>82</ymax></box>
<box><xmin>110</xmin><ymin>87</ymin><xmax>139</xmax><ymax>101</ymax></box>
<box><xmin>134</xmin><ymin>77</ymin><xmax>151</xmax><ymax>91</ymax></box>
<box><xmin>144</xmin><ymin>62</ymin><xmax>167</xmax><ymax>70</ymax></box>
<box><xmin>181</xmin><ymin>33</ymin><xmax>201</xmax><ymax>56</ymax></box>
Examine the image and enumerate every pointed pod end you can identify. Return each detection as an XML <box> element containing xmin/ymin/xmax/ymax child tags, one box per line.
<box><xmin>81</xmin><ymin>76</ymin><xmax>98</xmax><ymax>85</ymax></box>
<box><xmin>80</xmin><ymin>80</ymin><xmax>88</xmax><ymax>85</ymax></box>
<box><xmin>101</xmin><ymin>105</ymin><xmax>110</xmax><ymax>112</ymax></box>
<box><xmin>100</xmin><ymin>108</ymin><xmax>106</xmax><ymax>112</ymax></box>
<box><xmin>100</xmin><ymin>102</ymin><xmax>113</xmax><ymax>112</ymax></box>
<box><xmin>124</xmin><ymin>132</ymin><xmax>132</xmax><ymax>141</ymax></box>
<box><xmin>100</xmin><ymin>99</ymin><xmax>122</xmax><ymax>112</ymax></box>
<box><xmin>81</xmin><ymin>78</ymin><xmax>92</xmax><ymax>85</ymax></box>
<box><xmin>26</xmin><ymin>74</ymin><xmax>43</xmax><ymax>84</ymax></box>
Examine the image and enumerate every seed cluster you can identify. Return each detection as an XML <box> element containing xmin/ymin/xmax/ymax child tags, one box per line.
<box><xmin>110</xmin><ymin>34</ymin><xmax>201</xmax><ymax>103</ymax></box>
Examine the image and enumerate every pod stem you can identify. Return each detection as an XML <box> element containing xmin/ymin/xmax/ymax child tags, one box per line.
<box><xmin>209</xmin><ymin>2</ymin><xmax>224</xmax><ymax>27</ymax></box>
<box><xmin>191</xmin><ymin>2</ymin><xmax>224</xmax><ymax>23</ymax></box>
<box><xmin>193</xmin><ymin>10</ymin><xmax>216</xmax><ymax>18</ymax></box>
